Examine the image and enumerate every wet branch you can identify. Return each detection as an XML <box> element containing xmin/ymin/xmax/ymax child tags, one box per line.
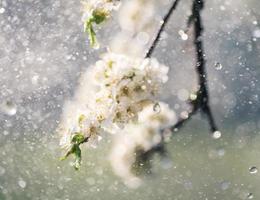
<box><xmin>145</xmin><ymin>0</ymin><xmax>181</xmax><ymax>58</ymax></box>
<box><xmin>140</xmin><ymin>0</ymin><xmax>219</xmax><ymax>161</ymax></box>
<box><xmin>169</xmin><ymin>0</ymin><xmax>218</xmax><ymax>134</ymax></box>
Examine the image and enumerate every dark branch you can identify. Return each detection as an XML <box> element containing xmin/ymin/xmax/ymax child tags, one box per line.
<box><xmin>145</xmin><ymin>0</ymin><xmax>181</xmax><ymax>58</ymax></box>
<box><xmin>140</xmin><ymin>0</ymin><xmax>219</xmax><ymax>164</ymax></box>
<box><xmin>169</xmin><ymin>0</ymin><xmax>218</xmax><ymax>134</ymax></box>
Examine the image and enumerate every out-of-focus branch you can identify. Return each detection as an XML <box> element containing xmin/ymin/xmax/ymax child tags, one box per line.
<box><xmin>145</xmin><ymin>0</ymin><xmax>181</xmax><ymax>58</ymax></box>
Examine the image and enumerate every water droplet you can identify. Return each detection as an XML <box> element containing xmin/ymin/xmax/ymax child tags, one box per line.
<box><xmin>212</xmin><ymin>131</ymin><xmax>222</xmax><ymax>139</ymax></box>
<box><xmin>0</xmin><ymin>8</ymin><xmax>5</xmax><ymax>14</ymax></box>
<box><xmin>215</xmin><ymin>62</ymin><xmax>223</xmax><ymax>70</ymax></box>
<box><xmin>18</xmin><ymin>179</ymin><xmax>27</xmax><ymax>188</ymax></box>
<box><xmin>178</xmin><ymin>30</ymin><xmax>188</xmax><ymax>41</ymax></box>
<box><xmin>153</xmin><ymin>102</ymin><xmax>161</xmax><ymax>113</ymax></box>
<box><xmin>247</xmin><ymin>193</ymin><xmax>254</xmax><ymax>199</ymax></box>
<box><xmin>1</xmin><ymin>101</ymin><xmax>17</xmax><ymax>116</ymax></box>
<box><xmin>249</xmin><ymin>166</ymin><xmax>258</xmax><ymax>174</ymax></box>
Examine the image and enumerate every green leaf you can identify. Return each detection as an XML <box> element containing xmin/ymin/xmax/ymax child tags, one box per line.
<box><xmin>84</xmin><ymin>10</ymin><xmax>107</xmax><ymax>48</ymax></box>
<box><xmin>92</xmin><ymin>10</ymin><xmax>107</xmax><ymax>24</ymax></box>
<box><xmin>73</xmin><ymin>145</ymin><xmax>82</xmax><ymax>170</ymax></box>
<box><xmin>60</xmin><ymin>132</ymin><xmax>87</xmax><ymax>170</ymax></box>
<box><xmin>71</xmin><ymin>132</ymin><xmax>85</xmax><ymax>144</ymax></box>
<box><xmin>84</xmin><ymin>18</ymin><xmax>97</xmax><ymax>48</ymax></box>
<box><xmin>60</xmin><ymin>143</ymin><xmax>82</xmax><ymax>170</ymax></box>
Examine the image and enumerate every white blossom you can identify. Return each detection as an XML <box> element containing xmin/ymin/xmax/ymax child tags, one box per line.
<box><xmin>91</xmin><ymin>53</ymin><xmax>169</xmax><ymax>126</ymax></box>
<box><xmin>59</xmin><ymin>53</ymin><xmax>169</xmax><ymax>152</ymax></box>
<box><xmin>109</xmin><ymin>102</ymin><xmax>177</xmax><ymax>188</ymax></box>
<box><xmin>110</xmin><ymin>0</ymin><xmax>159</xmax><ymax>56</ymax></box>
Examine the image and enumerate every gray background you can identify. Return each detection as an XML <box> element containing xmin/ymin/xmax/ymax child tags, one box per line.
<box><xmin>0</xmin><ymin>0</ymin><xmax>260</xmax><ymax>199</ymax></box>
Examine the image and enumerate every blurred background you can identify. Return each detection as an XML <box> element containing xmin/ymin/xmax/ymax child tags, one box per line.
<box><xmin>0</xmin><ymin>0</ymin><xmax>260</xmax><ymax>199</ymax></box>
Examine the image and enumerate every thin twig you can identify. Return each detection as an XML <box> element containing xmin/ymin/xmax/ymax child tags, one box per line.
<box><xmin>145</xmin><ymin>0</ymin><xmax>181</xmax><ymax>58</ymax></box>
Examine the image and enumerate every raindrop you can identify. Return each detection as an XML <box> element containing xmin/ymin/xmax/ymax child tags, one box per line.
<box><xmin>214</xmin><ymin>62</ymin><xmax>223</xmax><ymax>70</ymax></box>
<box><xmin>178</xmin><ymin>30</ymin><xmax>188</xmax><ymax>41</ymax></box>
<box><xmin>212</xmin><ymin>131</ymin><xmax>222</xmax><ymax>139</ymax></box>
<box><xmin>0</xmin><ymin>8</ymin><xmax>5</xmax><ymax>14</ymax></box>
<box><xmin>247</xmin><ymin>193</ymin><xmax>254</xmax><ymax>199</ymax></box>
<box><xmin>1</xmin><ymin>101</ymin><xmax>17</xmax><ymax>116</ymax></box>
<box><xmin>249</xmin><ymin>166</ymin><xmax>258</xmax><ymax>174</ymax></box>
<box><xmin>153</xmin><ymin>102</ymin><xmax>161</xmax><ymax>113</ymax></box>
<box><xmin>18</xmin><ymin>179</ymin><xmax>27</xmax><ymax>188</ymax></box>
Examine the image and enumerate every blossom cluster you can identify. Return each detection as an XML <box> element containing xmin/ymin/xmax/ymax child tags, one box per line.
<box><xmin>81</xmin><ymin>0</ymin><xmax>121</xmax><ymax>48</ymax></box>
<box><xmin>92</xmin><ymin>53</ymin><xmax>169</xmax><ymax>126</ymax></box>
<box><xmin>109</xmin><ymin>102</ymin><xmax>177</xmax><ymax>188</ymax></box>
<box><xmin>59</xmin><ymin>53</ymin><xmax>169</xmax><ymax>169</ymax></box>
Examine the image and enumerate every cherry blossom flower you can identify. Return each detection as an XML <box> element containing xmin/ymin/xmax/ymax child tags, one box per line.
<box><xmin>109</xmin><ymin>102</ymin><xmax>177</xmax><ymax>188</ymax></box>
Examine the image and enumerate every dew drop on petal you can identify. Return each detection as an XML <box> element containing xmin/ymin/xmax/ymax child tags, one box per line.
<box><xmin>249</xmin><ymin>166</ymin><xmax>258</xmax><ymax>174</ymax></box>
<box><xmin>153</xmin><ymin>102</ymin><xmax>161</xmax><ymax>113</ymax></box>
<box><xmin>212</xmin><ymin>131</ymin><xmax>222</xmax><ymax>139</ymax></box>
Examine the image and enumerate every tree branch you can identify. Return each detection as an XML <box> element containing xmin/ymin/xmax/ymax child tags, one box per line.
<box><xmin>145</xmin><ymin>0</ymin><xmax>181</xmax><ymax>58</ymax></box>
<box><xmin>139</xmin><ymin>0</ymin><xmax>219</xmax><ymax>164</ymax></box>
<box><xmin>169</xmin><ymin>0</ymin><xmax>218</xmax><ymax>134</ymax></box>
